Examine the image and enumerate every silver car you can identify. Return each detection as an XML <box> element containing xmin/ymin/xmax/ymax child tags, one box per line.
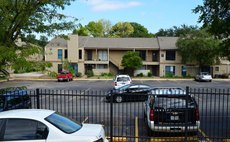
<box><xmin>195</xmin><ymin>72</ymin><xmax>212</xmax><ymax>82</ymax></box>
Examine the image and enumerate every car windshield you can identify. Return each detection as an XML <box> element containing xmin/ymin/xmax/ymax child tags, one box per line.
<box><xmin>155</xmin><ymin>96</ymin><xmax>194</xmax><ymax>109</ymax></box>
<box><xmin>117</xmin><ymin>84</ymin><xmax>132</xmax><ymax>90</ymax></box>
<box><xmin>201</xmin><ymin>72</ymin><xmax>209</xmax><ymax>75</ymax></box>
<box><xmin>117</xmin><ymin>77</ymin><xmax>130</xmax><ymax>82</ymax></box>
<box><xmin>45</xmin><ymin>112</ymin><xmax>82</xmax><ymax>134</ymax></box>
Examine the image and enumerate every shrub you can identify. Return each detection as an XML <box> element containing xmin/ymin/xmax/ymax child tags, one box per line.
<box><xmin>47</xmin><ymin>71</ymin><xmax>57</xmax><ymax>78</ymax></box>
<box><xmin>76</xmin><ymin>72</ymin><xmax>82</xmax><ymax>77</ymax></box>
<box><xmin>86</xmin><ymin>70</ymin><xmax>94</xmax><ymax>77</ymax></box>
<box><xmin>137</xmin><ymin>73</ymin><xmax>144</xmax><ymax>77</ymax></box>
<box><xmin>148</xmin><ymin>72</ymin><xmax>152</xmax><ymax>77</ymax></box>
<box><xmin>165</xmin><ymin>72</ymin><xmax>174</xmax><ymax>78</ymax></box>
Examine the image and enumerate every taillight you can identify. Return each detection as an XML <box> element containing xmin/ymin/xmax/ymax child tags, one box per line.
<box><xmin>195</xmin><ymin>108</ymin><xmax>200</xmax><ymax>121</ymax></box>
<box><xmin>94</xmin><ymin>138</ymin><xmax>103</xmax><ymax>142</ymax></box>
<box><xmin>149</xmin><ymin>109</ymin><xmax>154</xmax><ymax>121</ymax></box>
<box><xmin>114</xmin><ymin>82</ymin><xmax>117</xmax><ymax>86</ymax></box>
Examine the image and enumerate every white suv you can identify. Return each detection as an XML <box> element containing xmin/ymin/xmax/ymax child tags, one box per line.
<box><xmin>113</xmin><ymin>75</ymin><xmax>132</xmax><ymax>89</ymax></box>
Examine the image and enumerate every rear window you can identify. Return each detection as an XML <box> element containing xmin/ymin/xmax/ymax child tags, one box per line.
<box><xmin>45</xmin><ymin>113</ymin><xmax>82</xmax><ymax>134</ymax></box>
<box><xmin>117</xmin><ymin>77</ymin><xmax>130</xmax><ymax>82</ymax></box>
<box><xmin>154</xmin><ymin>96</ymin><xmax>195</xmax><ymax>109</ymax></box>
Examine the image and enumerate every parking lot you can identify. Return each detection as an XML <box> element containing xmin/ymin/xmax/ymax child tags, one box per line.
<box><xmin>1</xmin><ymin>79</ymin><xmax>230</xmax><ymax>141</ymax></box>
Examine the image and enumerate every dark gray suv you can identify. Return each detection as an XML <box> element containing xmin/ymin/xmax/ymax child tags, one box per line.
<box><xmin>0</xmin><ymin>88</ymin><xmax>31</xmax><ymax>112</ymax></box>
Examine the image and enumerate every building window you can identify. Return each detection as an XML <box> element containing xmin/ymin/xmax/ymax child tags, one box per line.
<box><xmin>98</xmin><ymin>50</ymin><xmax>108</xmax><ymax>61</ymax></box>
<box><xmin>152</xmin><ymin>51</ymin><xmax>158</xmax><ymax>61</ymax></box>
<box><xmin>166</xmin><ymin>50</ymin><xmax>176</xmax><ymax>60</ymax></box>
<box><xmin>58</xmin><ymin>64</ymin><xmax>62</xmax><ymax>73</ymax></box>
<box><xmin>165</xmin><ymin>66</ymin><xmax>175</xmax><ymax>75</ymax></box>
<box><xmin>215</xmin><ymin>67</ymin><xmax>219</xmax><ymax>72</ymax></box>
<box><xmin>97</xmin><ymin>64</ymin><xmax>107</xmax><ymax>69</ymax></box>
<box><xmin>64</xmin><ymin>49</ymin><xmax>68</xmax><ymax>59</ymax></box>
<box><xmin>137</xmin><ymin>50</ymin><xmax>146</xmax><ymax>60</ymax></box>
<box><xmin>58</xmin><ymin>49</ymin><xmax>62</xmax><ymax>59</ymax></box>
<box><xmin>79</xmin><ymin>50</ymin><xmax>82</xmax><ymax>60</ymax></box>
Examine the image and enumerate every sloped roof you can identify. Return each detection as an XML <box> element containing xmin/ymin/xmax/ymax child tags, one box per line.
<box><xmin>157</xmin><ymin>37</ymin><xmax>179</xmax><ymax>50</ymax></box>
<box><xmin>79</xmin><ymin>36</ymin><xmax>159</xmax><ymax>49</ymax></box>
<box><xmin>46</xmin><ymin>37</ymin><xmax>67</xmax><ymax>47</ymax></box>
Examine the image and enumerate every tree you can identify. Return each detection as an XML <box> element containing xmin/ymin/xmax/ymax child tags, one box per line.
<box><xmin>176</xmin><ymin>29</ymin><xmax>221</xmax><ymax>70</ymax></box>
<box><xmin>193</xmin><ymin>0</ymin><xmax>230</xmax><ymax>60</ymax></box>
<box><xmin>129</xmin><ymin>22</ymin><xmax>153</xmax><ymax>37</ymax></box>
<box><xmin>121</xmin><ymin>51</ymin><xmax>143</xmax><ymax>76</ymax></box>
<box><xmin>0</xmin><ymin>0</ymin><xmax>77</xmax><ymax>71</ymax></box>
<box><xmin>155</xmin><ymin>25</ymin><xmax>199</xmax><ymax>37</ymax></box>
<box><xmin>110</xmin><ymin>22</ymin><xmax>134</xmax><ymax>37</ymax></box>
<box><xmin>73</xmin><ymin>24</ymin><xmax>89</xmax><ymax>36</ymax></box>
<box><xmin>86</xmin><ymin>21</ymin><xmax>103</xmax><ymax>37</ymax></box>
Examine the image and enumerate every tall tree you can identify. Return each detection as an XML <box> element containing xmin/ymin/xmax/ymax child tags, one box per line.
<box><xmin>155</xmin><ymin>25</ymin><xmax>199</xmax><ymax>37</ymax></box>
<box><xmin>176</xmin><ymin>29</ymin><xmax>221</xmax><ymax>70</ymax></box>
<box><xmin>0</xmin><ymin>0</ymin><xmax>77</xmax><ymax>71</ymax></box>
<box><xmin>73</xmin><ymin>24</ymin><xmax>89</xmax><ymax>36</ymax></box>
<box><xmin>121</xmin><ymin>51</ymin><xmax>143</xmax><ymax>76</ymax></box>
<box><xmin>98</xmin><ymin>19</ymin><xmax>112</xmax><ymax>37</ymax></box>
<box><xmin>86</xmin><ymin>21</ymin><xmax>103</xmax><ymax>37</ymax></box>
<box><xmin>193</xmin><ymin>0</ymin><xmax>230</xmax><ymax>60</ymax></box>
<box><xmin>130</xmin><ymin>22</ymin><xmax>153</xmax><ymax>37</ymax></box>
<box><xmin>110</xmin><ymin>22</ymin><xmax>134</xmax><ymax>37</ymax></box>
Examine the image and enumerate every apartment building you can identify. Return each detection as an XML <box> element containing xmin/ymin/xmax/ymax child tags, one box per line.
<box><xmin>45</xmin><ymin>35</ymin><xmax>230</xmax><ymax>77</ymax></box>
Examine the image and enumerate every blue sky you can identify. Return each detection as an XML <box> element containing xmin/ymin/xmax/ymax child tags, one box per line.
<box><xmin>61</xmin><ymin>0</ymin><xmax>203</xmax><ymax>34</ymax></box>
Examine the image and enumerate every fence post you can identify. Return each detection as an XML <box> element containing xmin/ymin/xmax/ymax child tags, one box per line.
<box><xmin>185</xmin><ymin>86</ymin><xmax>189</xmax><ymax>141</ymax></box>
<box><xmin>36</xmin><ymin>88</ymin><xmax>40</xmax><ymax>109</ymax></box>
<box><xmin>110</xmin><ymin>90</ymin><xmax>113</xmax><ymax>142</ymax></box>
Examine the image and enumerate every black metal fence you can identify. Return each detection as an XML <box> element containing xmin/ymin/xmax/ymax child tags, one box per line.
<box><xmin>1</xmin><ymin>87</ymin><xmax>230</xmax><ymax>142</ymax></box>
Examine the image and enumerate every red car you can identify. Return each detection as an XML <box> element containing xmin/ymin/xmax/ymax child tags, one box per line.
<box><xmin>57</xmin><ymin>71</ymin><xmax>73</xmax><ymax>82</ymax></box>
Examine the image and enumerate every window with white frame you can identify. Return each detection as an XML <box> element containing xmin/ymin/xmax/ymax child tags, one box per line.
<box><xmin>98</xmin><ymin>50</ymin><xmax>108</xmax><ymax>61</ymax></box>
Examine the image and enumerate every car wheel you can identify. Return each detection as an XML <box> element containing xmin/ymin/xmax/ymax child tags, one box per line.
<box><xmin>115</xmin><ymin>96</ymin><xmax>123</xmax><ymax>103</ymax></box>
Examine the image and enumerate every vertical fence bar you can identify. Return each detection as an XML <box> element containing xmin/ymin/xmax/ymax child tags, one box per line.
<box><xmin>110</xmin><ymin>90</ymin><xmax>113</xmax><ymax>142</ymax></box>
<box><xmin>36</xmin><ymin>88</ymin><xmax>40</xmax><ymax>109</ymax></box>
<box><xmin>185</xmin><ymin>86</ymin><xmax>189</xmax><ymax>141</ymax></box>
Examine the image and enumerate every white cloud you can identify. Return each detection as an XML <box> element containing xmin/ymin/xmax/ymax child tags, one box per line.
<box><xmin>85</xmin><ymin>0</ymin><xmax>142</xmax><ymax>12</ymax></box>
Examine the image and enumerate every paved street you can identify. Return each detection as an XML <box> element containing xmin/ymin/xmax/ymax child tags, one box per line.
<box><xmin>1</xmin><ymin>79</ymin><xmax>230</xmax><ymax>91</ymax></box>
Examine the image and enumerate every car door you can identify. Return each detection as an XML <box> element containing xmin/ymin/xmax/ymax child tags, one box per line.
<box><xmin>125</xmin><ymin>85</ymin><xmax>139</xmax><ymax>101</ymax></box>
<box><xmin>0</xmin><ymin>118</ymin><xmax>48</xmax><ymax>142</ymax></box>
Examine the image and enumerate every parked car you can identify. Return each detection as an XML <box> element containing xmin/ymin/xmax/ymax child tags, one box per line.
<box><xmin>0</xmin><ymin>109</ymin><xmax>108</xmax><ymax>142</ymax></box>
<box><xmin>106</xmin><ymin>84</ymin><xmax>151</xmax><ymax>103</ymax></box>
<box><xmin>113</xmin><ymin>74</ymin><xmax>132</xmax><ymax>89</ymax></box>
<box><xmin>0</xmin><ymin>88</ymin><xmax>31</xmax><ymax>112</ymax></box>
<box><xmin>194</xmin><ymin>72</ymin><xmax>212</xmax><ymax>82</ymax></box>
<box><xmin>144</xmin><ymin>87</ymin><xmax>200</xmax><ymax>136</ymax></box>
<box><xmin>57</xmin><ymin>71</ymin><xmax>74</xmax><ymax>82</ymax></box>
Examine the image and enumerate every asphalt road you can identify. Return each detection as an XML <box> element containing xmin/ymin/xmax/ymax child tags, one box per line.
<box><xmin>0</xmin><ymin>79</ymin><xmax>229</xmax><ymax>141</ymax></box>
<box><xmin>1</xmin><ymin>79</ymin><xmax>230</xmax><ymax>90</ymax></box>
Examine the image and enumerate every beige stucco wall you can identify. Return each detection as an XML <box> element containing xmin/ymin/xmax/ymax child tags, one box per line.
<box><xmin>78</xmin><ymin>62</ymin><xmax>85</xmax><ymax>75</ymax></box>
<box><xmin>45</xmin><ymin>46</ymin><xmax>67</xmax><ymax>62</ymax></box>
<box><xmin>109</xmin><ymin>50</ymin><xmax>132</xmax><ymax>67</ymax></box>
<box><xmin>93</xmin><ymin>68</ymin><xmax>110</xmax><ymax>75</ymax></box>
<box><xmin>67</xmin><ymin>35</ymin><xmax>79</xmax><ymax>62</ymax></box>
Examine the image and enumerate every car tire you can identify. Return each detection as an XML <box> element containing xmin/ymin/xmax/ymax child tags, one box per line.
<box><xmin>115</xmin><ymin>96</ymin><xmax>123</xmax><ymax>103</ymax></box>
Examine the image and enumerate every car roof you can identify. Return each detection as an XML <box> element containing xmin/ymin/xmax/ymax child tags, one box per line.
<box><xmin>0</xmin><ymin>109</ymin><xmax>55</xmax><ymax>120</ymax></box>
